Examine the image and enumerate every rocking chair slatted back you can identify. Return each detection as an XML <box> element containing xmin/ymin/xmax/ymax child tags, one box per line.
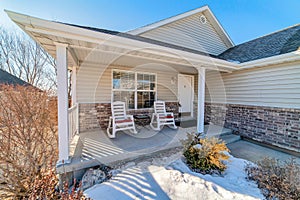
<box><xmin>154</xmin><ymin>101</ymin><xmax>166</xmax><ymax>114</ymax></box>
<box><xmin>112</xmin><ymin>102</ymin><xmax>126</xmax><ymax>120</ymax></box>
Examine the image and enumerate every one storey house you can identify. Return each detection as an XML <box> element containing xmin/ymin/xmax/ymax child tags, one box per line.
<box><xmin>5</xmin><ymin>5</ymin><xmax>300</xmax><ymax>165</ymax></box>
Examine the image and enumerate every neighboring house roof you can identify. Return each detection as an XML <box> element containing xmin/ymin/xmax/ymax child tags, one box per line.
<box><xmin>0</xmin><ymin>69</ymin><xmax>29</xmax><ymax>86</ymax></box>
<box><xmin>218</xmin><ymin>24</ymin><xmax>300</xmax><ymax>63</ymax></box>
<box><xmin>63</xmin><ymin>23</ymin><xmax>216</xmax><ymax>58</ymax></box>
<box><xmin>128</xmin><ymin>5</ymin><xmax>234</xmax><ymax>48</ymax></box>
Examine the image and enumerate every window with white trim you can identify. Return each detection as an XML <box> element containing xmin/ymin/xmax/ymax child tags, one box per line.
<box><xmin>112</xmin><ymin>70</ymin><xmax>156</xmax><ymax>109</ymax></box>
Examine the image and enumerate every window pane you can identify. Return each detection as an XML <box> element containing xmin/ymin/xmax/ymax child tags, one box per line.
<box><xmin>144</xmin><ymin>81</ymin><xmax>150</xmax><ymax>90</ymax></box>
<box><xmin>137</xmin><ymin>73</ymin><xmax>154</xmax><ymax>91</ymax></box>
<box><xmin>113</xmin><ymin>71</ymin><xmax>121</xmax><ymax>89</ymax></box>
<box><xmin>150</xmin><ymin>74</ymin><xmax>155</xmax><ymax>82</ymax></box>
<box><xmin>137</xmin><ymin>74</ymin><xmax>143</xmax><ymax>90</ymax></box>
<box><xmin>113</xmin><ymin>71</ymin><xmax>135</xmax><ymax>89</ymax></box>
<box><xmin>137</xmin><ymin>92</ymin><xmax>155</xmax><ymax>109</ymax></box>
<box><xmin>150</xmin><ymin>75</ymin><xmax>155</xmax><ymax>90</ymax></box>
<box><xmin>150</xmin><ymin>83</ymin><xmax>155</xmax><ymax>90</ymax></box>
<box><xmin>121</xmin><ymin>72</ymin><xmax>135</xmax><ymax>89</ymax></box>
<box><xmin>113</xmin><ymin>91</ymin><xmax>135</xmax><ymax>109</ymax></box>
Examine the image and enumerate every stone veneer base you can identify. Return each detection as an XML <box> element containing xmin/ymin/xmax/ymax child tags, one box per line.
<box><xmin>205</xmin><ymin>103</ymin><xmax>300</xmax><ymax>153</ymax></box>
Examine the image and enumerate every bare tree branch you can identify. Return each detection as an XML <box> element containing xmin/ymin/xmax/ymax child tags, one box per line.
<box><xmin>0</xmin><ymin>26</ymin><xmax>57</xmax><ymax>91</ymax></box>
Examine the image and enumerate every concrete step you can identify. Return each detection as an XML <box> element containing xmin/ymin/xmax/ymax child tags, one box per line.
<box><xmin>220</xmin><ymin>134</ymin><xmax>241</xmax><ymax>144</ymax></box>
<box><xmin>204</xmin><ymin>124</ymin><xmax>233</xmax><ymax>137</ymax></box>
<box><xmin>203</xmin><ymin>124</ymin><xmax>240</xmax><ymax>144</ymax></box>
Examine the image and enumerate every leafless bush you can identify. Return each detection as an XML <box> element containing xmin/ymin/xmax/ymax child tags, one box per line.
<box><xmin>246</xmin><ymin>157</ymin><xmax>300</xmax><ymax>200</ymax></box>
<box><xmin>0</xmin><ymin>85</ymin><xmax>58</xmax><ymax>199</ymax></box>
<box><xmin>28</xmin><ymin>163</ymin><xmax>89</xmax><ymax>200</ymax></box>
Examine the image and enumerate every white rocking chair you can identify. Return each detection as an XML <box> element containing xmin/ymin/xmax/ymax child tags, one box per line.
<box><xmin>107</xmin><ymin>101</ymin><xmax>137</xmax><ymax>138</ymax></box>
<box><xmin>150</xmin><ymin>101</ymin><xmax>178</xmax><ymax>131</ymax></box>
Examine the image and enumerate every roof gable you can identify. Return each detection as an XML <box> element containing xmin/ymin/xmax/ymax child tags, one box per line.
<box><xmin>128</xmin><ymin>6</ymin><xmax>234</xmax><ymax>56</ymax></box>
<box><xmin>0</xmin><ymin>69</ymin><xmax>29</xmax><ymax>86</ymax></box>
<box><xmin>218</xmin><ymin>24</ymin><xmax>300</xmax><ymax>63</ymax></box>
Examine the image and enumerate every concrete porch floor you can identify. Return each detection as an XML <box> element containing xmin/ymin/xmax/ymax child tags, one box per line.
<box><xmin>59</xmin><ymin>125</ymin><xmax>234</xmax><ymax>173</ymax></box>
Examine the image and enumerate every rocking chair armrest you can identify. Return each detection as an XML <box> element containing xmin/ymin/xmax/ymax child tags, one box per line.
<box><xmin>156</xmin><ymin>113</ymin><xmax>174</xmax><ymax>119</ymax></box>
<box><xmin>126</xmin><ymin>115</ymin><xmax>134</xmax><ymax>120</ymax></box>
<box><xmin>164</xmin><ymin>112</ymin><xmax>174</xmax><ymax>116</ymax></box>
<box><xmin>156</xmin><ymin>112</ymin><xmax>173</xmax><ymax>117</ymax></box>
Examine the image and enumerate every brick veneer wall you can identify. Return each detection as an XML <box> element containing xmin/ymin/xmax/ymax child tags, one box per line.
<box><xmin>205</xmin><ymin>103</ymin><xmax>300</xmax><ymax>152</ymax></box>
<box><xmin>78</xmin><ymin>102</ymin><xmax>179</xmax><ymax>132</ymax></box>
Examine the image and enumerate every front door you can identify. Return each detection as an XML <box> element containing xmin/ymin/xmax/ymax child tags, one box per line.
<box><xmin>178</xmin><ymin>74</ymin><xmax>193</xmax><ymax>115</ymax></box>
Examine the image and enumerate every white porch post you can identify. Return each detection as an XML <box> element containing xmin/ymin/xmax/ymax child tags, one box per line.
<box><xmin>197</xmin><ymin>67</ymin><xmax>206</xmax><ymax>133</ymax></box>
<box><xmin>56</xmin><ymin>43</ymin><xmax>70</xmax><ymax>164</ymax></box>
<box><xmin>71</xmin><ymin>66</ymin><xmax>77</xmax><ymax>106</ymax></box>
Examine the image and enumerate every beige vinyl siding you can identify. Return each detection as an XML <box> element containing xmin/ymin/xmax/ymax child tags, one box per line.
<box><xmin>205</xmin><ymin>62</ymin><xmax>300</xmax><ymax>109</ymax></box>
<box><xmin>76</xmin><ymin>64</ymin><xmax>178</xmax><ymax>103</ymax></box>
<box><xmin>138</xmin><ymin>12</ymin><xmax>228</xmax><ymax>56</ymax></box>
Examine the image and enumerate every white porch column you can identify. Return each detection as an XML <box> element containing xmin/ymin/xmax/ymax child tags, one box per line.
<box><xmin>56</xmin><ymin>43</ymin><xmax>70</xmax><ymax>164</ymax></box>
<box><xmin>197</xmin><ymin>67</ymin><xmax>206</xmax><ymax>133</ymax></box>
<box><xmin>71</xmin><ymin>66</ymin><xmax>77</xmax><ymax>106</ymax></box>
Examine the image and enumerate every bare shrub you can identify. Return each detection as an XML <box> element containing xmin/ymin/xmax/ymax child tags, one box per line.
<box><xmin>0</xmin><ymin>85</ymin><xmax>58</xmax><ymax>199</ymax></box>
<box><xmin>246</xmin><ymin>157</ymin><xmax>300</xmax><ymax>200</ymax></box>
<box><xmin>182</xmin><ymin>133</ymin><xmax>230</xmax><ymax>174</ymax></box>
<box><xmin>28</xmin><ymin>164</ymin><xmax>89</xmax><ymax>200</ymax></box>
<box><xmin>28</xmin><ymin>161</ymin><xmax>59</xmax><ymax>199</ymax></box>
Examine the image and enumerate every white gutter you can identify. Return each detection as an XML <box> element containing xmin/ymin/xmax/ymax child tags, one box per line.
<box><xmin>5</xmin><ymin>10</ymin><xmax>239</xmax><ymax>71</ymax></box>
<box><xmin>239</xmin><ymin>49</ymin><xmax>300</xmax><ymax>69</ymax></box>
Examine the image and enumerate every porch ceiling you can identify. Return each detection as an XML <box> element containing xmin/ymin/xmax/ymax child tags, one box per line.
<box><xmin>6</xmin><ymin>10</ymin><xmax>239</xmax><ymax>73</ymax></box>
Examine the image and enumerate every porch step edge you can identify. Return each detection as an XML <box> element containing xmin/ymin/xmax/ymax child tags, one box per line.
<box><xmin>220</xmin><ymin>134</ymin><xmax>241</xmax><ymax>144</ymax></box>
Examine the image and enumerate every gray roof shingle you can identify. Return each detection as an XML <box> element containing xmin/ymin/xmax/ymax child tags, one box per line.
<box><xmin>218</xmin><ymin>24</ymin><xmax>300</xmax><ymax>63</ymax></box>
<box><xmin>0</xmin><ymin>69</ymin><xmax>29</xmax><ymax>86</ymax></box>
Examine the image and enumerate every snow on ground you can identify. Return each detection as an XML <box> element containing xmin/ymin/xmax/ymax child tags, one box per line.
<box><xmin>84</xmin><ymin>153</ymin><xmax>264</xmax><ymax>200</ymax></box>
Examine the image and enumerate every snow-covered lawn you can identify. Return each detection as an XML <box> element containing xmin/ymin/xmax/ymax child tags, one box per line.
<box><xmin>84</xmin><ymin>153</ymin><xmax>264</xmax><ymax>200</ymax></box>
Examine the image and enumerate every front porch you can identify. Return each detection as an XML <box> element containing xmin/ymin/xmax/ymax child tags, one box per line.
<box><xmin>58</xmin><ymin>124</ymin><xmax>236</xmax><ymax>174</ymax></box>
<box><xmin>5</xmin><ymin>11</ymin><xmax>239</xmax><ymax>170</ymax></box>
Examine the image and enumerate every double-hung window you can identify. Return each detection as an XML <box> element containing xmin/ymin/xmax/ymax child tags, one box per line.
<box><xmin>112</xmin><ymin>70</ymin><xmax>156</xmax><ymax>109</ymax></box>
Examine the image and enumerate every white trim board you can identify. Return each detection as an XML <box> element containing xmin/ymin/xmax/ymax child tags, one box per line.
<box><xmin>128</xmin><ymin>5</ymin><xmax>234</xmax><ymax>48</ymax></box>
<box><xmin>178</xmin><ymin>74</ymin><xmax>194</xmax><ymax>117</ymax></box>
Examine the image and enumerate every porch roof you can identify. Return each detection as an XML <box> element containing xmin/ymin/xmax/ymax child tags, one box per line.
<box><xmin>6</xmin><ymin>10</ymin><xmax>239</xmax><ymax>73</ymax></box>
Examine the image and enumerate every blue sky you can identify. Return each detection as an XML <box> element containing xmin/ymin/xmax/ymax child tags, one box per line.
<box><xmin>1</xmin><ymin>0</ymin><xmax>300</xmax><ymax>44</ymax></box>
